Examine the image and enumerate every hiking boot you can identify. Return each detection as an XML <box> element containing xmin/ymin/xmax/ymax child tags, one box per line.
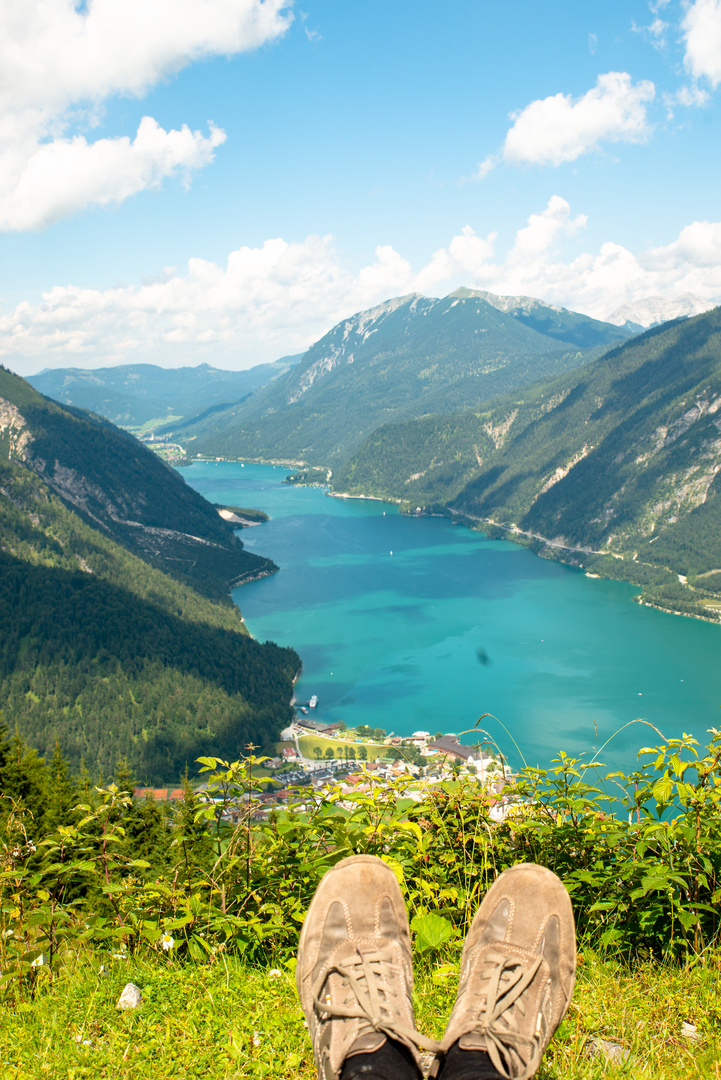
<box><xmin>433</xmin><ymin>863</ymin><xmax>576</xmax><ymax>1080</ymax></box>
<box><xmin>296</xmin><ymin>854</ymin><xmax>440</xmax><ymax>1080</ymax></box>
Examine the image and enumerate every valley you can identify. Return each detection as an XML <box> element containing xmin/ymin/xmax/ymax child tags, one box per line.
<box><xmin>4</xmin><ymin>286</ymin><xmax>721</xmax><ymax>787</ymax></box>
<box><xmin>106</xmin><ymin>290</ymin><xmax>721</xmax><ymax>624</ymax></box>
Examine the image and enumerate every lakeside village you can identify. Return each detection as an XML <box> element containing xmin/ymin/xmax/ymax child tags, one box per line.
<box><xmin>135</xmin><ymin>702</ymin><xmax>513</xmax><ymax>822</ymax></box>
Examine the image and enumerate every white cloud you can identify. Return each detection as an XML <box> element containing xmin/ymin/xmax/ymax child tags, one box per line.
<box><xmin>0</xmin><ymin>0</ymin><xmax>293</xmax><ymax>230</ymax></box>
<box><xmin>0</xmin><ymin>235</ymin><xmax>416</xmax><ymax>371</ymax></box>
<box><xmin>419</xmin><ymin>201</ymin><xmax>721</xmax><ymax>320</ymax></box>
<box><xmin>0</xmin><ymin>118</ymin><xmax>226</xmax><ymax>231</ymax></box>
<box><xmin>673</xmin><ymin>83</ymin><xmax>711</xmax><ymax>106</ymax></box>
<box><xmin>472</xmin><ymin>153</ymin><xmax>500</xmax><ymax>181</ymax></box>
<box><xmin>502</xmin><ymin>72</ymin><xmax>655</xmax><ymax>167</ymax></box>
<box><xmin>682</xmin><ymin>0</ymin><xmax>721</xmax><ymax>86</ymax></box>
<box><xmin>631</xmin><ymin>14</ymin><xmax>669</xmax><ymax>49</ymax></box>
<box><xmin>648</xmin><ymin>219</ymin><xmax>721</xmax><ymax>267</ymax></box>
<box><xmin>413</xmin><ymin>226</ymin><xmax>497</xmax><ymax>294</ymax></box>
<box><xmin>4</xmin><ymin>198</ymin><xmax>721</xmax><ymax>375</ymax></box>
<box><xmin>506</xmin><ymin>196</ymin><xmax>587</xmax><ymax>264</ymax></box>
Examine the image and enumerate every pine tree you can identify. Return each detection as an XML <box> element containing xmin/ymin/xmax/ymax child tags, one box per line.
<box><xmin>0</xmin><ymin>725</ymin><xmax>49</xmax><ymax>834</ymax></box>
<box><xmin>44</xmin><ymin>742</ymin><xmax>79</xmax><ymax>830</ymax></box>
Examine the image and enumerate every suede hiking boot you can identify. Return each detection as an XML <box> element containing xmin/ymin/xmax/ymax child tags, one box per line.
<box><xmin>434</xmin><ymin>863</ymin><xmax>576</xmax><ymax>1080</ymax></box>
<box><xmin>296</xmin><ymin>854</ymin><xmax>440</xmax><ymax>1080</ymax></box>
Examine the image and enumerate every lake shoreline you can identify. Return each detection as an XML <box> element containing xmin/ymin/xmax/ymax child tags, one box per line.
<box><xmin>184</xmin><ymin>460</ymin><xmax>721</xmax><ymax>774</ymax></box>
<box><xmin>181</xmin><ymin>457</ymin><xmax>721</xmax><ymax>627</ymax></box>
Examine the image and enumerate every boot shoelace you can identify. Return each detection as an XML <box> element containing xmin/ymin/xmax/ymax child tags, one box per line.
<box><xmin>465</xmin><ymin>949</ymin><xmax>545</xmax><ymax>1079</ymax></box>
<box><xmin>312</xmin><ymin>945</ymin><xmax>443</xmax><ymax>1054</ymax></box>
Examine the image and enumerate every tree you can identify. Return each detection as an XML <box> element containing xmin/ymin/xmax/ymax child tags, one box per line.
<box><xmin>313</xmin><ymin>746</ymin><xmax>322</xmax><ymax>760</ymax></box>
<box><xmin>325</xmin><ymin>748</ymin><xmax>334</xmax><ymax>760</ymax></box>
<box><xmin>45</xmin><ymin>742</ymin><xmax>79</xmax><ymax>830</ymax></box>
<box><xmin>358</xmin><ymin>746</ymin><xmax>367</xmax><ymax>761</ymax></box>
<box><xmin>0</xmin><ymin>724</ymin><xmax>49</xmax><ymax>832</ymax></box>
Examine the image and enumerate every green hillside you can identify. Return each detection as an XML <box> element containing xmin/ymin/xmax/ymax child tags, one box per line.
<box><xmin>333</xmin><ymin>308</ymin><xmax>721</xmax><ymax>618</ymax></box>
<box><xmin>170</xmin><ymin>291</ymin><xmax>630</xmax><ymax>465</ymax></box>
<box><xmin>0</xmin><ymin>368</ymin><xmax>300</xmax><ymax>780</ymax></box>
<box><xmin>0</xmin><ymin>365</ymin><xmax>274</xmax><ymax>599</ymax></box>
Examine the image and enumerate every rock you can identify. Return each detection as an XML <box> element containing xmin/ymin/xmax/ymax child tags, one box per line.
<box><xmin>116</xmin><ymin>983</ymin><xmax>142</xmax><ymax>1010</ymax></box>
<box><xmin>681</xmin><ymin>1021</ymin><xmax>702</xmax><ymax>1041</ymax></box>
<box><xmin>587</xmin><ymin>1037</ymin><xmax>631</xmax><ymax>1064</ymax></box>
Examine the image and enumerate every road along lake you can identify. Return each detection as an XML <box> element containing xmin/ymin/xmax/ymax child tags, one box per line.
<box><xmin>183</xmin><ymin>460</ymin><xmax>721</xmax><ymax>773</ymax></box>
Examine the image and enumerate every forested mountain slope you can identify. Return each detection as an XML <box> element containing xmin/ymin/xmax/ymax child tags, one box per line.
<box><xmin>28</xmin><ymin>357</ymin><xmax>301</xmax><ymax>429</ymax></box>
<box><xmin>171</xmin><ymin>291</ymin><xmax>633</xmax><ymax>465</ymax></box>
<box><xmin>0</xmin><ymin>367</ymin><xmax>299</xmax><ymax>780</ymax></box>
<box><xmin>0</xmin><ymin>366</ymin><xmax>273</xmax><ymax>598</ymax></box>
<box><xmin>334</xmin><ymin>308</ymin><xmax>721</xmax><ymax>618</ymax></box>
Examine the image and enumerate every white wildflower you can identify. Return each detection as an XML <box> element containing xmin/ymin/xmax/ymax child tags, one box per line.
<box><xmin>268</xmin><ymin>968</ymin><xmax>282</xmax><ymax>978</ymax></box>
<box><xmin>253</xmin><ymin>1032</ymin><xmax>262</xmax><ymax>1047</ymax></box>
<box><xmin>161</xmin><ymin>933</ymin><xmax>175</xmax><ymax>952</ymax></box>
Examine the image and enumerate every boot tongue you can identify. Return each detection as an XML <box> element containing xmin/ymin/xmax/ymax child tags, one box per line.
<box><xmin>346</xmin><ymin>1032</ymin><xmax>387</xmax><ymax>1057</ymax></box>
<box><xmin>458</xmin><ymin>1032</ymin><xmax>488</xmax><ymax>1051</ymax></box>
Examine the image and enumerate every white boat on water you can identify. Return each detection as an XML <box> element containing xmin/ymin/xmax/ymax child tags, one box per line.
<box><xmin>309</xmin><ymin>695</ymin><xmax>318</xmax><ymax>708</ymax></box>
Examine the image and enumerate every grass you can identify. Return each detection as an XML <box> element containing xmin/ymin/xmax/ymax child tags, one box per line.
<box><xmin>277</xmin><ymin>734</ymin><xmax>393</xmax><ymax>762</ymax></box>
<box><xmin>2</xmin><ymin>951</ymin><xmax>720</xmax><ymax>1078</ymax></box>
<box><xmin>124</xmin><ymin>417</ymin><xmax>183</xmax><ymax>435</ymax></box>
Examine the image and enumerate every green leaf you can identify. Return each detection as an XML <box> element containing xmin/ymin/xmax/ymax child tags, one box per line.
<box><xmin>410</xmin><ymin>913</ymin><xmax>456</xmax><ymax>953</ymax></box>
<box><xmin>652</xmin><ymin>776</ymin><xmax>674</xmax><ymax>804</ymax></box>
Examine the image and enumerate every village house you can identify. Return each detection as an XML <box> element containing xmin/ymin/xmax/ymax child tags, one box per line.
<box><xmin>426</xmin><ymin>735</ymin><xmax>490</xmax><ymax>770</ymax></box>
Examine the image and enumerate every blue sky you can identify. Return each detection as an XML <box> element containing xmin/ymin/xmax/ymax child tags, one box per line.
<box><xmin>2</xmin><ymin>0</ymin><xmax>721</xmax><ymax>374</ymax></box>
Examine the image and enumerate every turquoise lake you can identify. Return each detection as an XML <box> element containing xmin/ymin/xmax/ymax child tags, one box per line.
<box><xmin>183</xmin><ymin>460</ymin><xmax>721</xmax><ymax>773</ymax></box>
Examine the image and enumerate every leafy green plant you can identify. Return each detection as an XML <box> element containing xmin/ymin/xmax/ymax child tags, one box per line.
<box><xmin>3</xmin><ymin>729</ymin><xmax>721</xmax><ymax>998</ymax></box>
<box><xmin>410</xmin><ymin>913</ymin><xmax>456</xmax><ymax>954</ymax></box>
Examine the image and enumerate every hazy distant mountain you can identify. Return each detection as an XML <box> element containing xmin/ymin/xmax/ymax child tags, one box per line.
<box><xmin>177</xmin><ymin>290</ymin><xmax>633</xmax><ymax>465</ymax></box>
<box><xmin>606</xmin><ymin>295</ymin><xmax>717</xmax><ymax>330</ymax></box>
<box><xmin>28</xmin><ymin>356</ymin><xmax>302</xmax><ymax>429</ymax></box>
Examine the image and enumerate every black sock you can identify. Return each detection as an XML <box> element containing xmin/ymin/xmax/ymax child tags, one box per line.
<box><xmin>340</xmin><ymin>1037</ymin><xmax>421</xmax><ymax>1080</ymax></box>
<box><xmin>435</xmin><ymin>1040</ymin><xmax>504</xmax><ymax>1080</ymax></box>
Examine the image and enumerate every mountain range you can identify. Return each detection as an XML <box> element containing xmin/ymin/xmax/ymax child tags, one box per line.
<box><xmin>334</xmin><ymin>307</ymin><xmax>721</xmax><ymax>619</ymax></box>
<box><xmin>168</xmin><ymin>289</ymin><xmax>634</xmax><ymax>465</ymax></box>
<box><xmin>66</xmin><ymin>283</ymin><xmax>719</xmax><ymax>619</ymax></box>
